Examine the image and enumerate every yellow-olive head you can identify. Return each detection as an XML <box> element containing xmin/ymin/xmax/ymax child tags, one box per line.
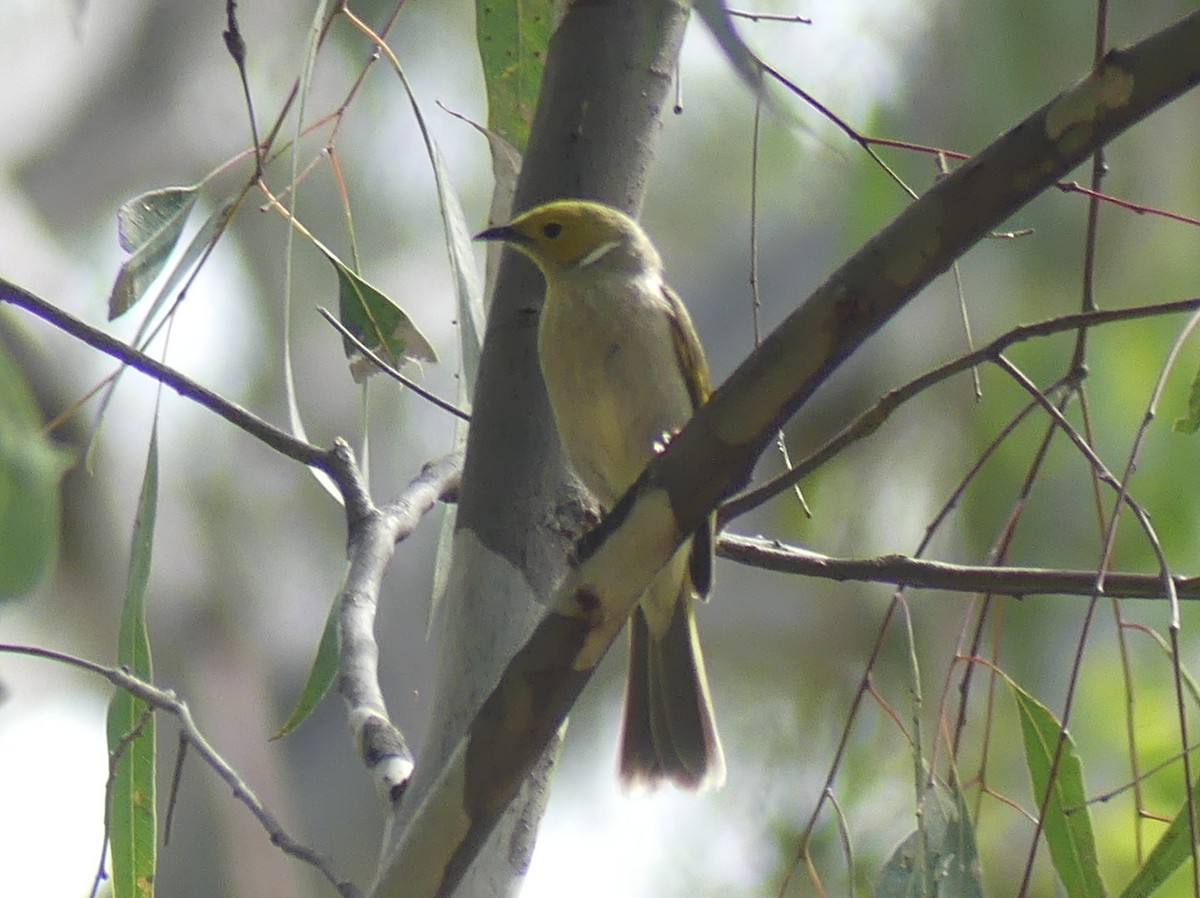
<box><xmin>475</xmin><ymin>199</ymin><xmax>661</xmax><ymax>278</ymax></box>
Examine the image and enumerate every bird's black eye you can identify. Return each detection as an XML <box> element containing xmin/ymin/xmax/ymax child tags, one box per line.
<box><xmin>542</xmin><ymin>222</ymin><xmax>562</xmax><ymax>239</ymax></box>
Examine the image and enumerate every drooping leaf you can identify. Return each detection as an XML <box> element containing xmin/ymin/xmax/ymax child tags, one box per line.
<box><xmin>89</xmin><ymin>196</ymin><xmax>240</xmax><ymax>471</ymax></box>
<box><xmin>874</xmin><ymin>779</ymin><xmax>984</xmax><ymax>898</ymax></box>
<box><xmin>426</xmin><ymin>500</ymin><xmax>459</xmax><ymax>640</ymax></box>
<box><xmin>0</xmin><ymin>338</ymin><xmax>72</xmax><ymax>599</ymax></box>
<box><xmin>692</xmin><ymin>0</ymin><xmax>764</xmax><ymax>98</ymax></box>
<box><xmin>432</xmin><ymin>157</ymin><xmax>484</xmax><ymax>400</ymax></box>
<box><xmin>109</xmin><ymin>186</ymin><xmax>199</xmax><ymax>319</ymax></box>
<box><xmin>439</xmin><ymin>103</ymin><xmax>522</xmax><ymax>318</ymax></box>
<box><xmin>275</xmin><ymin>587</ymin><xmax>341</xmax><ymax>739</ymax></box>
<box><xmin>314</xmin><ymin>243</ymin><xmax>437</xmax><ymax>382</ymax></box>
<box><xmin>414</xmin><ymin>103</ymin><xmax>486</xmax><ymax>630</ymax></box>
<box><xmin>282</xmin><ymin>0</ymin><xmax>341</xmax><ymax>502</ymax></box>
<box><xmin>1010</xmin><ymin>680</ymin><xmax>1105</xmax><ymax>898</ymax></box>
<box><xmin>105</xmin><ymin>426</ymin><xmax>159</xmax><ymax>898</ymax></box>
<box><xmin>392</xmin><ymin>59</ymin><xmax>481</xmax><ymax>402</ymax></box>
<box><xmin>475</xmin><ymin>0</ymin><xmax>553</xmax><ymax>151</ymax></box>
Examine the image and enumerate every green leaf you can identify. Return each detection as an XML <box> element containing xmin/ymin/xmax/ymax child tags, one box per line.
<box><xmin>433</xmin><ymin>156</ymin><xmax>484</xmax><ymax>402</ymax></box>
<box><xmin>1119</xmin><ymin>781</ymin><xmax>1200</xmax><ymax>897</ymax></box>
<box><xmin>105</xmin><ymin>427</ymin><xmax>158</xmax><ymax>898</ymax></box>
<box><xmin>89</xmin><ymin>196</ymin><xmax>239</xmax><ymax>470</ymax></box>
<box><xmin>109</xmin><ymin>186</ymin><xmax>199</xmax><ymax>319</ymax></box>
<box><xmin>1010</xmin><ymin>681</ymin><xmax>1105</xmax><ymax>898</ymax></box>
<box><xmin>281</xmin><ymin>0</ymin><xmax>340</xmax><ymax>502</ymax></box>
<box><xmin>436</xmin><ymin>105</ymin><xmax>515</xmax><ymax>398</ymax></box>
<box><xmin>0</xmin><ymin>339</ymin><xmax>72</xmax><ymax>599</ymax></box>
<box><xmin>475</xmin><ymin>0</ymin><xmax>553</xmax><ymax>151</ymax></box>
<box><xmin>317</xmin><ymin>244</ymin><xmax>438</xmax><ymax>382</ymax></box>
<box><xmin>274</xmin><ymin>588</ymin><xmax>341</xmax><ymax>739</ymax></box>
<box><xmin>1173</xmin><ymin>362</ymin><xmax>1200</xmax><ymax>433</ymax></box>
<box><xmin>392</xmin><ymin>59</ymin><xmax>482</xmax><ymax>403</ymax></box>
<box><xmin>874</xmin><ymin>779</ymin><xmax>984</xmax><ymax>898</ymax></box>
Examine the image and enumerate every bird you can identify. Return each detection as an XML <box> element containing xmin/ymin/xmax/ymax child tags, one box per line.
<box><xmin>476</xmin><ymin>199</ymin><xmax>725</xmax><ymax>792</ymax></box>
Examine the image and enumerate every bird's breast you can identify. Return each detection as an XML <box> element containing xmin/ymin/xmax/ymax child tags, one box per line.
<box><xmin>538</xmin><ymin>273</ymin><xmax>694</xmax><ymax>507</ymax></box>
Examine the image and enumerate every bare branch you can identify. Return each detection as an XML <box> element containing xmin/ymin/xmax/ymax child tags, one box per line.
<box><xmin>0</xmin><ymin>277</ymin><xmax>334</xmax><ymax>473</ymax></box>
<box><xmin>339</xmin><ymin>451</ymin><xmax>464</xmax><ymax>802</ymax></box>
<box><xmin>0</xmin><ymin>644</ymin><xmax>361</xmax><ymax>898</ymax></box>
<box><xmin>715</xmin><ymin>533</ymin><xmax>1199</xmax><ymax>600</ymax></box>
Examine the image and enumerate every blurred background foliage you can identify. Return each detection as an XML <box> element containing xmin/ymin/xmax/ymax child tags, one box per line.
<box><xmin>1</xmin><ymin>1</ymin><xmax>1199</xmax><ymax>897</ymax></box>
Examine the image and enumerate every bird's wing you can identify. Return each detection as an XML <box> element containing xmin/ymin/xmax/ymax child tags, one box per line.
<box><xmin>662</xmin><ymin>283</ymin><xmax>712</xmax><ymax>410</ymax></box>
<box><xmin>662</xmin><ymin>282</ymin><xmax>715</xmax><ymax>598</ymax></box>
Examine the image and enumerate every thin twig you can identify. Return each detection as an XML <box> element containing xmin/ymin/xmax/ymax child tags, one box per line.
<box><xmin>957</xmin><ymin>393</ymin><xmax>1072</xmax><ymax>809</ymax></box>
<box><xmin>0</xmin><ymin>278</ymin><xmax>334</xmax><ymax>472</ymax></box>
<box><xmin>720</xmin><ymin>297</ymin><xmax>1200</xmax><ymax>522</ymax></box>
<box><xmin>1056</xmin><ymin>181</ymin><xmax>1200</xmax><ymax>227</ymax></box>
<box><xmin>317</xmin><ymin>307</ymin><xmax>469</xmax><ymax>422</ymax></box>
<box><xmin>748</xmin><ymin>70</ymin><xmax>810</xmax><ymax>517</ymax></box>
<box><xmin>936</xmin><ymin>151</ymin><xmax>982</xmax><ymax>399</ymax></box>
<box><xmin>779</xmin><ymin>605</ymin><xmax>899</xmax><ymax>898</ymax></box>
<box><xmin>997</xmin><ymin>341</ymin><xmax>1185</xmax><ymax>898</ymax></box>
<box><xmin>919</xmin><ymin>383</ymin><xmax>1069</xmax><ymax>770</ymax></box>
<box><xmin>0</xmin><ymin>644</ymin><xmax>361</xmax><ymax>898</ymax></box>
<box><xmin>223</xmin><ymin>0</ymin><xmax>262</xmax><ymax>176</ymax></box>
<box><xmin>728</xmin><ymin>8</ymin><xmax>812</xmax><ymax>24</ymax></box>
<box><xmin>994</xmin><ymin>356</ymin><xmax>1168</xmax><ymax>565</ymax></box>
<box><xmin>1108</xmin><ymin>309</ymin><xmax>1200</xmax><ymax>890</ymax></box>
<box><xmin>824</xmin><ymin>789</ymin><xmax>856</xmax><ymax>898</ymax></box>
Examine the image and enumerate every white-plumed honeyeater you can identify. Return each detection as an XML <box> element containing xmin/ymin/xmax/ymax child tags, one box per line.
<box><xmin>476</xmin><ymin>199</ymin><xmax>725</xmax><ymax>792</ymax></box>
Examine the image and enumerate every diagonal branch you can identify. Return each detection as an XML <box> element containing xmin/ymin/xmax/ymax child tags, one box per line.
<box><xmin>0</xmin><ymin>277</ymin><xmax>333</xmax><ymax>473</ymax></box>
<box><xmin>371</xmin><ymin>10</ymin><xmax>1200</xmax><ymax>898</ymax></box>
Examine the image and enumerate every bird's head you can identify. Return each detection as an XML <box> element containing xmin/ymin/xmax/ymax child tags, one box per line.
<box><xmin>475</xmin><ymin>199</ymin><xmax>661</xmax><ymax>278</ymax></box>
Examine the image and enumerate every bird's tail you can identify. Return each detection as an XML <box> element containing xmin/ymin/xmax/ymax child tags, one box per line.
<box><xmin>619</xmin><ymin>585</ymin><xmax>725</xmax><ymax>792</ymax></box>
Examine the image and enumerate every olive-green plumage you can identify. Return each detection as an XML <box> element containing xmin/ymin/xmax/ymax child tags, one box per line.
<box><xmin>477</xmin><ymin>199</ymin><xmax>725</xmax><ymax>792</ymax></box>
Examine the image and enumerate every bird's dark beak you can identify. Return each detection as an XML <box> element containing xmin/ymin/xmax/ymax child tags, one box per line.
<box><xmin>474</xmin><ymin>223</ymin><xmax>527</xmax><ymax>244</ymax></box>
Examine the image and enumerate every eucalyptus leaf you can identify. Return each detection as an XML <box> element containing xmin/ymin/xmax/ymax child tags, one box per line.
<box><xmin>109</xmin><ymin>186</ymin><xmax>199</xmax><ymax>319</ymax></box>
<box><xmin>275</xmin><ymin>587</ymin><xmax>341</xmax><ymax>739</ymax></box>
<box><xmin>313</xmin><ymin>243</ymin><xmax>437</xmax><ymax>381</ymax></box>
<box><xmin>874</xmin><ymin>779</ymin><xmax>983</xmax><ymax>898</ymax></box>
<box><xmin>106</xmin><ymin>426</ymin><xmax>159</xmax><ymax>898</ymax></box>
<box><xmin>1010</xmin><ymin>681</ymin><xmax>1105</xmax><ymax>898</ymax></box>
<box><xmin>475</xmin><ymin>0</ymin><xmax>553</xmax><ymax>151</ymax></box>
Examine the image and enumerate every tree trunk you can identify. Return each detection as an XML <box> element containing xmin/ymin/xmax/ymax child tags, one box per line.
<box><xmin>386</xmin><ymin>3</ymin><xmax>692</xmax><ymax>896</ymax></box>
